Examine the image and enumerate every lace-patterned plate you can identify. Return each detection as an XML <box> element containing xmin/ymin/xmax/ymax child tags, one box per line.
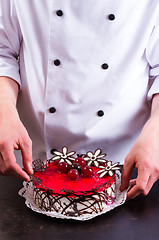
<box><xmin>19</xmin><ymin>171</ymin><xmax>128</xmax><ymax>221</ymax></box>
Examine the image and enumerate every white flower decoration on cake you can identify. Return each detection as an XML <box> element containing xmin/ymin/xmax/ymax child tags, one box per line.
<box><xmin>97</xmin><ymin>161</ymin><xmax>120</xmax><ymax>177</ymax></box>
<box><xmin>52</xmin><ymin>147</ymin><xmax>75</xmax><ymax>165</ymax></box>
<box><xmin>84</xmin><ymin>149</ymin><xmax>107</xmax><ymax>168</ymax></box>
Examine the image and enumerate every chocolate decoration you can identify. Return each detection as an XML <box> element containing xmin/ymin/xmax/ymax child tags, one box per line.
<box><xmin>84</xmin><ymin>149</ymin><xmax>107</xmax><ymax>167</ymax></box>
<box><xmin>52</xmin><ymin>146</ymin><xmax>75</xmax><ymax>165</ymax></box>
<box><xmin>33</xmin><ymin>159</ymin><xmax>47</xmax><ymax>172</ymax></box>
<box><xmin>33</xmin><ymin>182</ymin><xmax>116</xmax><ymax>217</ymax></box>
<box><xmin>97</xmin><ymin>161</ymin><xmax>121</xmax><ymax>177</ymax></box>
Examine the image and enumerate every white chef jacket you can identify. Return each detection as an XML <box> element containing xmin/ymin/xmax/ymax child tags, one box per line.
<box><xmin>0</xmin><ymin>0</ymin><xmax>159</xmax><ymax>165</ymax></box>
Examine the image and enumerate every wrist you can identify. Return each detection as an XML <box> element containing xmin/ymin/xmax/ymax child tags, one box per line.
<box><xmin>0</xmin><ymin>76</ymin><xmax>19</xmax><ymax>106</ymax></box>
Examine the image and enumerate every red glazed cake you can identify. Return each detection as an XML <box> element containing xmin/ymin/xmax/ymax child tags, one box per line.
<box><xmin>32</xmin><ymin>147</ymin><xmax>120</xmax><ymax>218</ymax></box>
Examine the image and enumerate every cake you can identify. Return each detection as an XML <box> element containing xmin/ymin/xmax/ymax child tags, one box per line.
<box><xmin>32</xmin><ymin>147</ymin><xmax>120</xmax><ymax>218</ymax></box>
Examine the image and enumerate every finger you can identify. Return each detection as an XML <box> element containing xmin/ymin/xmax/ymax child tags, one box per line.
<box><xmin>143</xmin><ymin>175</ymin><xmax>157</xmax><ymax>195</ymax></box>
<box><xmin>20</xmin><ymin>138</ymin><xmax>33</xmax><ymax>175</ymax></box>
<box><xmin>120</xmin><ymin>158</ymin><xmax>135</xmax><ymax>191</ymax></box>
<box><xmin>6</xmin><ymin>162</ymin><xmax>31</xmax><ymax>181</ymax></box>
<box><xmin>129</xmin><ymin>178</ymin><xmax>136</xmax><ymax>188</ymax></box>
<box><xmin>127</xmin><ymin>169</ymin><xmax>150</xmax><ymax>200</ymax></box>
<box><xmin>125</xmin><ymin>179</ymin><xmax>136</xmax><ymax>201</ymax></box>
<box><xmin>127</xmin><ymin>185</ymin><xmax>143</xmax><ymax>200</ymax></box>
<box><xmin>0</xmin><ymin>149</ymin><xmax>30</xmax><ymax>181</ymax></box>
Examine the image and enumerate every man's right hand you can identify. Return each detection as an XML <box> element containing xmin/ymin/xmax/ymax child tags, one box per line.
<box><xmin>0</xmin><ymin>77</ymin><xmax>33</xmax><ymax>181</ymax></box>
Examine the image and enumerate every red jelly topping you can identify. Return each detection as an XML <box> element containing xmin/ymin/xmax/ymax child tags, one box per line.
<box><xmin>34</xmin><ymin>161</ymin><xmax>115</xmax><ymax>196</ymax></box>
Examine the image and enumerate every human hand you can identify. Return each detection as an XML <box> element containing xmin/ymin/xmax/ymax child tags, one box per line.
<box><xmin>0</xmin><ymin>104</ymin><xmax>33</xmax><ymax>181</ymax></box>
<box><xmin>120</xmin><ymin>118</ymin><xmax>159</xmax><ymax>200</ymax></box>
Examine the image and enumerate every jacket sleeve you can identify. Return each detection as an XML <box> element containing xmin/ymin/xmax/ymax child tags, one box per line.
<box><xmin>0</xmin><ymin>0</ymin><xmax>22</xmax><ymax>88</ymax></box>
<box><xmin>146</xmin><ymin>9</ymin><xmax>159</xmax><ymax>102</ymax></box>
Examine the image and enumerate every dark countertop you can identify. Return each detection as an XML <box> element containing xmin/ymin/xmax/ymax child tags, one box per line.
<box><xmin>0</xmin><ymin>171</ymin><xmax>159</xmax><ymax>240</ymax></box>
